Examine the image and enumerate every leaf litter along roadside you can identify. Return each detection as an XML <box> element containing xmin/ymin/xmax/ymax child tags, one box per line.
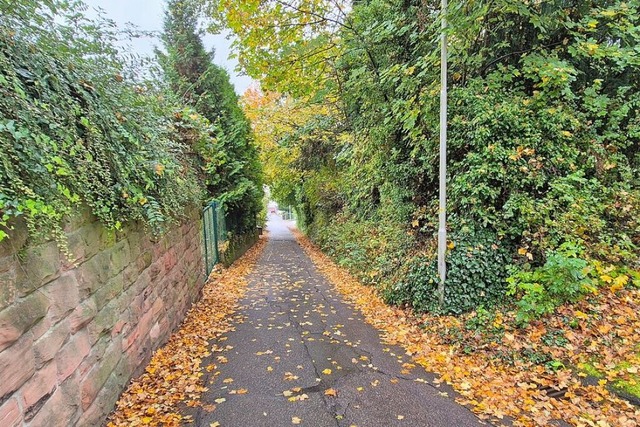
<box><xmin>292</xmin><ymin>229</ymin><xmax>640</xmax><ymax>427</ymax></box>
<box><xmin>107</xmin><ymin>236</ymin><xmax>267</xmax><ymax>427</ymax></box>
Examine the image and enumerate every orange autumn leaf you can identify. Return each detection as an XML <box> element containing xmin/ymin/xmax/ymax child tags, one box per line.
<box><xmin>324</xmin><ymin>388</ymin><xmax>338</xmax><ymax>397</ymax></box>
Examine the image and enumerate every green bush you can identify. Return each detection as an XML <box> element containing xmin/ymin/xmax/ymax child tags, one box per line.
<box><xmin>384</xmin><ymin>229</ymin><xmax>511</xmax><ymax>315</ymax></box>
<box><xmin>507</xmin><ymin>243</ymin><xmax>594</xmax><ymax>324</ymax></box>
<box><xmin>311</xmin><ymin>211</ymin><xmax>413</xmax><ymax>287</ymax></box>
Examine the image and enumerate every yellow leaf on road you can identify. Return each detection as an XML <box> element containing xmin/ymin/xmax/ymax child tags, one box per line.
<box><xmin>324</xmin><ymin>388</ymin><xmax>338</xmax><ymax>397</ymax></box>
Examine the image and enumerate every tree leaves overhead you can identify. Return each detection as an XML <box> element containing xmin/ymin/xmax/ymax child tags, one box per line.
<box><xmin>207</xmin><ymin>0</ymin><xmax>349</xmax><ymax>97</ymax></box>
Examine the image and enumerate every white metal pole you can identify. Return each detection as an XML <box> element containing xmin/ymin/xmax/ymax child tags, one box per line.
<box><xmin>437</xmin><ymin>0</ymin><xmax>448</xmax><ymax>309</ymax></box>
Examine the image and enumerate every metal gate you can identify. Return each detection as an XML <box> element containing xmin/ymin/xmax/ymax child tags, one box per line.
<box><xmin>203</xmin><ymin>200</ymin><xmax>227</xmax><ymax>277</ymax></box>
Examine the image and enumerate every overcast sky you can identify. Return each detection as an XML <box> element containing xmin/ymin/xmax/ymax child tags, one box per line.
<box><xmin>83</xmin><ymin>0</ymin><xmax>254</xmax><ymax>95</ymax></box>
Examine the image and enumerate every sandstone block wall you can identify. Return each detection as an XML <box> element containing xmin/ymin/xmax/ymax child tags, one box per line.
<box><xmin>0</xmin><ymin>208</ymin><xmax>204</xmax><ymax>426</ymax></box>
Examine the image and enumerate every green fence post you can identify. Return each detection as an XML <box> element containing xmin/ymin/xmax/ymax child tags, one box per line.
<box><xmin>203</xmin><ymin>207</ymin><xmax>209</xmax><ymax>277</ymax></box>
<box><xmin>212</xmin><ymin>200</ymin><xmax>219</xmax><ymax>265</ymax></box>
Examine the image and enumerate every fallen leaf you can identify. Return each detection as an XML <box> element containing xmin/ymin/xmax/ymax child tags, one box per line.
<box><xmin>324</xmin><ymin>388</ymin><xmax>338</xmax><ymax>397</ymax></box>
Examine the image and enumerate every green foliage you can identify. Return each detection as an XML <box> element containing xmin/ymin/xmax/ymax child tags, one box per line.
<box><xmin>216</xmin><ymin>0</ymin><xmax>640</xmax><ymax>315</ymax></box>
<box><xmin>0</xmin><ymin>0</ymin><xmax>209</xmax><ymax>244</ymax></box>
<box><xmin>206</xmin><ymin>0</ymin><xmax>348</xmax><ymax>97</ymax></box>
<box><xmin>384</xmin><ymin>229</ymin><xmax>510</xmax><ymax>315</ymax></box>
<box><xmin>159</xmin><ymin>0</ymin><xmax>263</xmax><ymax>234</ymax></box>
<box><xmin>507</xmin><ymin>243</ymin><xmax>594</xmax><ymax>324</ymax></box>
<box><xmin>311</xmin><ymin>210</ymin><xmax>414</xmax><ymax>287</ymax></box>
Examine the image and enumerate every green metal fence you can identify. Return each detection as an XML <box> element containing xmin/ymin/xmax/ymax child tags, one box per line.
<box><xmin>281</xmin><ymin>205</ymin><xmax>296</xmax><ymax>221</ymax></box>
<box><xmin>203</xmin><ymin>200</ymin><xmax>227</xmax><ymax>277</ymax></box>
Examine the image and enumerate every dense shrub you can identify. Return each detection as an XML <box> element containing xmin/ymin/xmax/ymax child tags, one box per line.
<box><xmin>305</xmin><ymin>0</ymin><xmax>639</xmax><ymax>315</ymax></box>
<box><xmin>383</xmin><ymin>229</ymin><xmax>510</xmax><ymax>315</ymax></box>
<box><xmin>159</xmin><ymin>0</ymin><xmax>263</xmax><ymax>234</ymax></box>
<box><xmin>507</xmin><ymin>243</ymin><xmax>593</xmax><ymax>325</ymax></box>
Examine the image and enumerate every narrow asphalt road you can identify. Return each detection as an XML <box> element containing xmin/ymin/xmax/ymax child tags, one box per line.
<box><xmin>187</xmin><ymin>215</ymin><xmax>487</xmax><ymax>427</ymax></box>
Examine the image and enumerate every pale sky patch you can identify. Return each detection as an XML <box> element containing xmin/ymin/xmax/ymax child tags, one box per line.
<box><xmin>83</xmin><ymin>0</ymin><xmax>254</xmax><ymax>95</ymax></box>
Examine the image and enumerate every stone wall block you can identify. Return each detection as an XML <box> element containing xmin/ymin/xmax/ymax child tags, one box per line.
<box><xmin>80</xmin><ymin>222</ymin><xmax>103</xmax><ymax>249</ymax></box>
<box><xmin>64</xmin><ymin>230</ymin><xmax>87</xmax><ymax>268</ymax></box>
<box><xmin>151</xmin><ymin>297</ymin><xmax>164</xmax><ymax>318</ymax></box>
<box><xmin>127</xmin><ymin>230</ymin><xmax>144</xmax><ymax>260</ymax></box>
<box><xmin>19</xmin><ymin>360</ymin><xmax>57</xmax><ymax>414</ymax></box>
<box><xmin>0</xmin><ymin>334</ymin><xmax>36</xmax><ymax>400</ymax></box>
<box><xmin>42</xmin><ymin>273</ymin><xmax>80</xmax><ymax>324</ymax></box>
<box><xmin>122</xmin><ymin>263</ymin><xmax>138</xmax><ymax>290</ymax></box>
<box><xmin>69</xmin><ymin>298</ymin><xmax>97</xmax><ymax>334</ymax></box>
<box><xmin>122</xmin><ymin>308</ymin><xmax>154</xmax><ymax>352</ymax></box>
<box><xmin>126</xmin><ymin>293</ymin><xmax>144</xmax><ymax>325</ymax></box>
<box><xmin>0</xmin><ymin>291</ymin><xmax>49</xmax><ymax>352</ymax></box>
<box><xmin>80</xmin><ymin>340</ymin><xmax>120</xmax><ymax>411</ymax></box>
<box><xmin>136</xmin><ymin>250</ymin><xmax>154</xmax><ymax>275</ymax></box>
<box><xmin>28</xmin><ymin>375</ymin><xmax>80</xmax><ymax>427</ymax></box>
<box><xmin>147</xmin><ymin>260</ymin><xmax>163</xmax><ymax>282</ymax></box>
<box><xmin>33</xmin><ymin>320</ymin><xmax>70</xmax><ymax>368</ymax></box>
<box><xmin>29</xmin><ymin>316</ymin><xmax>52</xmax><ymax>343</ymax></box>
<box><xmin>109</xmin><ymin>240</ymin><xmax>131</xmax><ymax>275</ymax></box>
<box><xmin>18</xmin><ymin>241</ymin><xmax>60</xmax><ymax>295</ymax></box>
<box><xmin>87</xmin><ymin>301</ymin><xmax>119</xmax><ymax>345</ymax></box>
<box><xmin>56</xmin><ymin>330</ymin><xmax>91</xmax><ymax>382</ymax></box>
<box><xmin>77</xmin><ymin>369</ymin><xmax>127</xmax><ymax>427</ymax></box>
<box><xmin>93</xmin><ymin>272</ymin><xmax>124</xmax><ymax>312</ymax></box>
<box><xmin>0</xmin><ymin>398</ymin><xmax>22</xmax><ymax>427</ymax></box>
<box><xmin>76</xmin><ymin>251</ymin><xmax>111</xmax><ymax>298</ymax></box>
<box><xmin>0</xmin><ymin>256</ymin><xmax>18</xmax><ymax>311</ymax></box>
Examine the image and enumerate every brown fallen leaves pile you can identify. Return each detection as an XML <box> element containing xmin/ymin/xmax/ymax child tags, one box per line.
<box><xmin>293</xmin><ymin>229</ymin><xmax>640</xmax><ymax>427</ymax></box>
<box><xmin>107</xmin><ymin>237</ymin><xmax>266</xmax><ymax>427</ymax></box>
